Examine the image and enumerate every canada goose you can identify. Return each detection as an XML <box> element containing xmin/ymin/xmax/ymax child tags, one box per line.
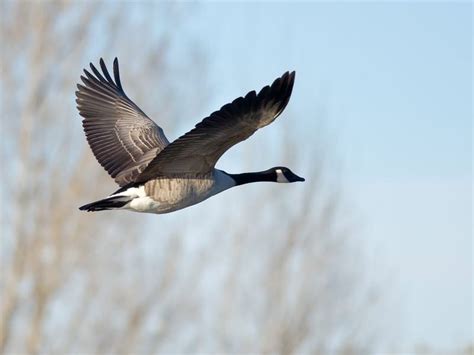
<box><xmin>76</xmin><ymin>58</ymin><xmax>304</xmax><ymax>214</ymax></box>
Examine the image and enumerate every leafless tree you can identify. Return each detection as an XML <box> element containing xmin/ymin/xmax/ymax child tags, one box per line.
<box><xmin>1</xmin><ymin>1</ymin><xmax>379</xmax><ymax>354</ymax></box>
<box><xmin>0</xmin><ymin>1</ymin><xmax>206</xmax><ymax>353</ymax></box>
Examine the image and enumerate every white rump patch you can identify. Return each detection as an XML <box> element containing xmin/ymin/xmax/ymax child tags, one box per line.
<box><xmin>128</xmin><ymin>196</ymin><xmax>161</xmax><ymax>213</ymax></box>
<box><xmin>111</xmin><ymin>185</ymin><xmax>160</xmax><ymax>213</ymax></box>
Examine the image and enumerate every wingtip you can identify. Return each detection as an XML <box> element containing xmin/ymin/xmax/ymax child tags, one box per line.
<box><xmin>113</xmin><ymin>57</ymin><xmax>119</xmax><ymax>72</ymax></box>
<box><xmin>112</xmin><ymin>57</ymin><xmax>123</xmax><ymax>92</ymax></box>
<box><xmin>286</xmin><ymin>70</ymin><xmax>296</xmax><ymax>82</ymax></box>
<box><xmin>266</xmin><ymin>69</ymin><xmax>295</xmax><ymax>118</ymax></box>
<box><xmin>276</xmin><ymin>70</ymin><xmax>296</xmax><ymax>86</ymax></box>
<box><xmin>89</xmin><ymin>62</ymin><xmax>98</xmax><ymax>75</ymax></box>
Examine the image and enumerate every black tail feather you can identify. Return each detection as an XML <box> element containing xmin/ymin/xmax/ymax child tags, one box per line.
<box><xmin>79</xmin><ymin>195</ymin><xmax>131</xmax><ymax>212</ymax></box>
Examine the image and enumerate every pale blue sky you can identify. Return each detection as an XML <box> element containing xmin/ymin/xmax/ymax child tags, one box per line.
<box><xmin>175</xmin><ymin>1</ymin><xmax>472</xmax><ymax>350</ymax></box>
<box><xmin>2</xmin><ymin>0</ymin><xmax>470</xmax><ymax>352</ymax></box>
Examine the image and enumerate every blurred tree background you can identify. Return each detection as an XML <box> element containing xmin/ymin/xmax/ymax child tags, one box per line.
<box><xmin>0</xmin><ymin>1</ymin><xmax>382</xmax><ymax>354</ymax></box>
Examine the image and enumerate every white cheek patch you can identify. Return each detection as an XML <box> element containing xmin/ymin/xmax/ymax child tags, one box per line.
<box><xmin>275</xmin><ymin>169</ymin><xmax>290</xmax><ymax>183</ymax></box>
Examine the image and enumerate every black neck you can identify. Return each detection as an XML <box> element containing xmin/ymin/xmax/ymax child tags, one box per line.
<box><xmin>226</xmin><ymin>170</ymin><xmax>276</xmax><ymax>186</ymax></box>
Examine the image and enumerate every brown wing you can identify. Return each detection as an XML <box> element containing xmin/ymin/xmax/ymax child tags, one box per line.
<box><xmin>75</xmin><ymin>58</ymin><xmax>169</xmax><ymax>186</ymax></box>
<box><xmin>136</xmin><ymin>71</ymin><xmax>295</xmax><ymax>181</ymax></box>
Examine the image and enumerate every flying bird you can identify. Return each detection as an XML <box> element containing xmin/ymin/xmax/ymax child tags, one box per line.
<box><xmin>76</xmin><ymin>58</ymin><xmax>304</xmax><ymax>214</ymax></box>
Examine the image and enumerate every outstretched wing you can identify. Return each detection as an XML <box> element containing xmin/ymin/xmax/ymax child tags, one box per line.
<box><xmin>136</xmin><ymin>71</ymin><xmax>295</xmax><ymax>181</ymax></box>
<box><xmin>75</xmin><ymin>58</ymin><xmax>169</xmax><ymax>186</ymax></box>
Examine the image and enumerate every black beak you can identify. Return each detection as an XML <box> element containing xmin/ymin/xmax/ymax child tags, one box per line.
<box><xmin>295</xmin><ymin>175</ymin><xmax>305</xmax><ymax>182</ymax></box>
<box><xmin>290</xmin><ymin>172</ymin><xmax>305</xmax><ymax>182</ymax></box>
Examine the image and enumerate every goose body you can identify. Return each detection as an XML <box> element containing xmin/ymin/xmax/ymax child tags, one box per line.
<box><xmin>103</xmin><ymin>170</ymin><xmax>235</xmax><ymax>214</ymax></box>
<box><xmin>76</xmin><ymin>58</ymin><xmax>304</xmax><ymax>214</ymax></box>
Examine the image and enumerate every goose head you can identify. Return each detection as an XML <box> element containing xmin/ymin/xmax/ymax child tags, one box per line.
<box><xmin>271</xmin><ymin>167</ymin><xmax>305</xmax><ymax>183</ymax></box>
